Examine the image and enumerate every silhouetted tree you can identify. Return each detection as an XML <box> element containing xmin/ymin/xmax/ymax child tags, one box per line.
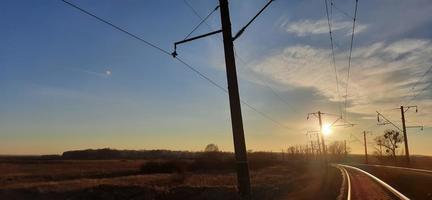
<box><xmin>204</xmin><ymin>144</ymin><xmax>219</xmax><ymax>152</ymax></box>
<box><xmin>328</xmin><ymin>141</ymin><xmax>350</xmax><ymax>159</ymax></box>
<box><xmin>374</xmin><ymin>129</ymin><xmax>403</xmax><ymax>160</ymax></box>
<box><xmin>288</xmin><ymin>146</ymin><xmax>296</xmax><ymax>155</ymax></box>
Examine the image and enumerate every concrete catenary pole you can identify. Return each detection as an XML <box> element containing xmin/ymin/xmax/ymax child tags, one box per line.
<box><xmin>318</xmin><ymin>111</ymin><xmax>327</xmax><ymax>162</ymax></box>
<box><xmin>363</xmin><ymin>131</ymin><xmax>368</xmax><ymax>164</ymax></box>
<box><xmin>400</xmin><ymin>106</ymin><xmax>410</xmax><ymax>165</ymax></box>
<box><xmin>219</xmin><ymin>0</ymin><xmax>251</xmax><ymax>198</ymax></box>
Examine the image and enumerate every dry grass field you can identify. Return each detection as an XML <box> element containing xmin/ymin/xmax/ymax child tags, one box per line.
<box><xmin>0</xmin><ymin>158</ymin><xmax>341</xmax><ymax>200</ymax></box>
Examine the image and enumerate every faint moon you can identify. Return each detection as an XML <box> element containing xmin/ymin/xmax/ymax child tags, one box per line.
<box><xmin>105</xmin><ymin>70</ymin><xmax>111</xmax><ymax>76</ymax></box>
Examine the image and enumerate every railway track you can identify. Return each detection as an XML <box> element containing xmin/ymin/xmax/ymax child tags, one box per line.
<box><xmin>335</xmin><ymin>164</ymin><xmax>410</xmax><ymax>200</ymax></box>
<box><xmin>355</xmin><ymin>164</ymin><xmax>432</xmax><ymax>175</ymax></box>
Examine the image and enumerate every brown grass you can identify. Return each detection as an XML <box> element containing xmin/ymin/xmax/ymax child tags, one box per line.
<box><xmin>0</xmin><ymin>160</ymin><xmax>146</xmax><ymax>187</ymax></box>
<box><xmin>0</xmin><ymin>159</ymin><xmax>341</xmax><ymax>199</ymax></box>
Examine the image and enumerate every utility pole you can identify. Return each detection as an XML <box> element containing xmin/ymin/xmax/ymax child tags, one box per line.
<box><xmin>173</xmin><ymin>1</ymin><xmax>274</xmax><ymax>197</ymax></box>
<box><xmin>219</xmin><ymin>0</ymin><xmax>250</xmax><ymax>197</ymax></box>
<box><xmin>377</xmin><ymin>106</ymin><xmax>422</xmax><ymax>166</ymax></box>
<box><xmin>307</xmin><ymin>112</ymin><xmax>328</xmax><ymax>162</ymax></box>
<box><xmin>363</xmin><ymin>131</ymin><xmax>368</xmax><ymax>164</ymax></box>
<box><xmin>310</xmin><ymin>140</ymin><xmax>315</xmax><ymax>156</ymax></box>
<box><xmin>317</xmin><ymin>111</ymin><xmax>327</xmax><ymax>160</ymax></box>
<box><xmin>316</xmin><ymin>133</ymin><xmax>321</xmax><ymax>154</ymax></box>
<box><xmin>400</xmin><ymin>106</ymin><xmax>410</xmax><ymax>165</ymax></box>
<box><xmin>307</xmin><ymin>131</ymin><xmax>321</xmax><ymax>154</ymax></box>
<box><xmin>307</xmin><ymin>112</ymin><xmax>354</xmax><ymax>164</ymax></box>
<box><xmin>344</xmin><ymin>140</ymin><xmax>347</xmax><ymax>156</ymax></box>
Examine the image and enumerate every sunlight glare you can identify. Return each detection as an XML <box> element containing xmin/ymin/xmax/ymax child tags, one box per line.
<box><xmin>323</xmin><ymin>123</ymin><xmax>332</xmax><ymax>136</ymax></box>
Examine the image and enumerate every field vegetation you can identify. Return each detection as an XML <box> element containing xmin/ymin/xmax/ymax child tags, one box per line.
<box><xmin>0</xmin><ymin>148</ymin><xmax>341</xmax><ymax>200</ymax></box>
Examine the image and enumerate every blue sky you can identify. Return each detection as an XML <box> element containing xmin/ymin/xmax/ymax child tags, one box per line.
<box><xmin>1</xmin><ymin>0</ymin><xmax>431</xmax><ymax>155</ymax></box>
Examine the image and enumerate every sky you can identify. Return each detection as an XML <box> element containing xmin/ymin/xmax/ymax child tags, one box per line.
<box><xmin>0</xmin><ymin>0</ymin><xmax>431</xmax><ymax>155</ymax></box>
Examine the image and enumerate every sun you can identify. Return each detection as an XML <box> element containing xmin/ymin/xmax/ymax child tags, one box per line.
<box><xmin>323</xmin><ymin>123</ymin><xmax>332</xmax><ymax>136</ymax></box>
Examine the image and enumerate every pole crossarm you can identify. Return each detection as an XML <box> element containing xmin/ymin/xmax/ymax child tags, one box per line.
<box><xmin>308</xmin><ymin>112</ymin><xmax>354</xmax><ymax>127</ymax></box>
<box><xmin>172</xmin><ymin>29</ymin><xmax>222</xmax><ymax>57</ymax></box>
<box><xmin>330</xmin><ymin>116</ymin><xmax>356</xmax><ymax>127</ymax></box>
<box><xmin>307</xmin><ymin>111</ymin><xmax>327</xmax><ymax>159</ymax></box>
<box><xmin>172</xmin><ymin>0</ymin><xmax>280</xmax><ymax>197</ymax></box>
<box><xmin>306</xmin><ymin>110</ymin><xmax>356</xmax><ymax>161</ymax></box>
<box><xmin>333</xmin><ymin>123</ymin><xmax>356</xmax><ymax>127</ymax></box>
<box><xmin>340</xmin><ymin>117</ymin><xmax>356</xmax><ymax>127</ymax></box>
<box><xmin>376</xmin><ymin>111</ymin><xmax>403</xmax><ymax>132</ymax></box>
<box><xmin>403</xmin><ymin>105</ymin><xmax>418</xmax><ymax>113</ymax></box>
<box><xmin>400</xmin><ymin>105</ymin><xmax>422</xmax><ymax>131</ymax></box>
<box><xmin>306</xmin><ymin>130</ymin><xmax>320</xmax><ymax>134</ymax></box>
<box><xmin>321</xmin><ymin>112</ymin><xmax>342</xmax><ymax>117</ymax></box>
<box><xmin>307</xmin><ymin>113</ymin><xmax>318</xmax><ymax>120</ymax></box>
<box><xmin>377</xmin><ymin>106</ymin><xmax>422</xmax><ymax>165</ymax></box>
<box><xmin>329</xmin><ymin>116</ymin><xmax>342</xmax><ymax>127</ymax></box>
<box><xmin>406</xmin><ymin>125</ymin><xmax>424</xmax><ymax>130</ymax></box>
<box><xmin>307</xmin><ymin>111</ymin><xmax>338</xmax><ymax>119</ymax></box>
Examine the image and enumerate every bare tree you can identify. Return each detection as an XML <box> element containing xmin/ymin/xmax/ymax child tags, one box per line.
<box><xmin>328</xmin><ymin>141</ymin><xmax>350</xmax><ymax>160</ymax></box>
<box><xmin>374</xmin><ymin>129</ymin><xmax>403</xmax><ymax>160</ymax></box>
<box><xmin>285</xmin><ymin>144</ymin><xmax>316</xmax><ymax>160</ymax></box>
<box><xmin>287</xmin><ymin>146</ymin><xmax>296</xmax><ymax>155</ymax></box>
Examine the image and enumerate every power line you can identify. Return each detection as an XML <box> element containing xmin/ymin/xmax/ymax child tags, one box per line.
<box><xmin>406</xmin><ymin>81</ymin><xmax>432</xmax><ymax>105</ymax></box>
<box><xmin>174</xmin><ymin>57</ymin><xmax>227</xmax><ymax>92</ymax></box>
<box><xmin>240</xmin><ymin>99</ymin><xmax>291</xmax><ymax>129</ymax></box>
<box><xmin>177</xmin><ymin>57</ymin><xmax>291</xmax><ymax>129</ymax></box>
<box><xmin>330</xmin><ymin>0</ymin><xmax>333</xmax><ymax>22</ymax></box>
<box><xmin>184</xmin><ymin>0</ymin><xmax>300</xmax><ymax>115</ymax></box>
<box><xmin>403</xmin><ymin>65</ymin><xmax>432</xmax><ymax>105</ymax></box>
<box><xmin>183</xmin><ymin>0</ymin><xmax>213</xmax><ymax>28</ymax></box>
<box><xmin>343</xmin><ymin>0</ymin><xmax>359</xmax><ymax>120</ymax></box>
<box><xmin>233</xmin><ymin>49</ymin><xmax>301</xmax><ymax>115</ymax></box>
<box><xmin>183</xmin><ymin>5</ymin><xmax>219</xmax><ymax>40</ymax></box>
<box><xmin>409</xmin><ymin>65</ymin><xmax>432</xmax><ymax>95</ymax></box>
<box><xmin>182</xmin><ymin>0</ymin><xmax>290</xmax><ymax>128</ymax></box>
<box><xmin>232</xmin><ymin>0</ymin><xmax>274</xmax><ymax>41</ymax></box>
<box><xmin>264</xmin><ymin>83</ymin><xmax>301</xmax><ymax>114</ymax></box>
<box><xmin>61</xmin><ymin>0</ymin><xmax>289</xmax><ymax>129</ymax></box>
<box><xmin>331</xmin><ymin>2</ymin><xmax>354</xmax><ymax>19</ymax></box>
<box><xmin>178</xmin><ymin>1</ymin><xmax>275</xmax><ymax>196</ymax></box>
<box><xmin>183</xmin><ymin>0</ymin><xmax>222</xmax><ymax>42</ymax></box>
<box><xmin>176</xmin><ymin>57</ymin><xmax>290</xmax><ymax>129</ymax></box>
<box><xmin>324</xmin><ymin>0</ymin><xmax>343</xmax><ymax>117</ymax></box>
<box><xmin>60</xmin><ymin>0</ymin><xmax>171</xmax><ymax>56</ymax></box>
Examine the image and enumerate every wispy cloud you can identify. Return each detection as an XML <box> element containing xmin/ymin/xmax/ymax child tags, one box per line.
<box><xmin>61</xmin><ymin>67</ymin><xmax>112</xmax><ymax>78</ymax></box>
<box><xmin>284</xmin><ymin>18</ymin><xmax>367</xmax><ymax>37</ymax></box>
<box><xmin>251</xmin><ymin>39</ymin><xmax>432</xmax><ymax>125</ymax></box>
